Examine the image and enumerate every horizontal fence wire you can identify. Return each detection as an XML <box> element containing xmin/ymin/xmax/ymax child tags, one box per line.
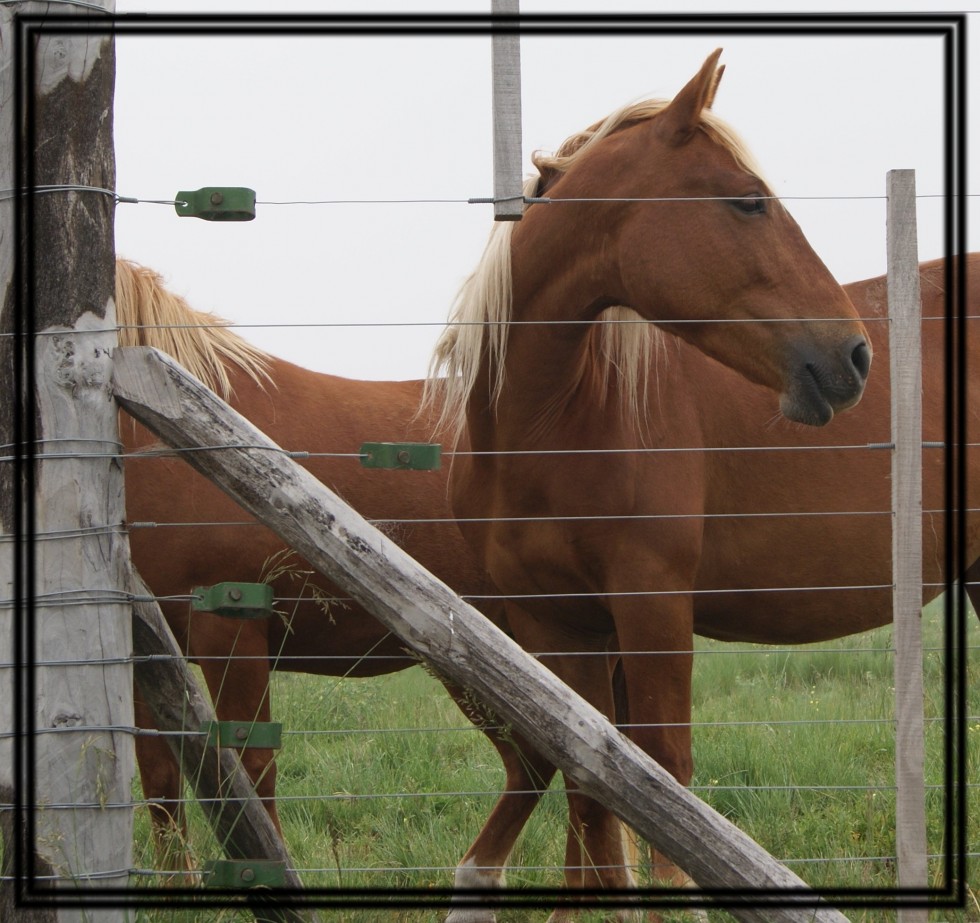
<box><xmin>11</xmin><ymin>847</ymin><xmax>976</xmax><ymax>886</ymax></box>
<box><xmin>2</xmin><ymin>580</ymin><xmax>968</xmax><ymax>610</ymax></box>
<box><xmin>3</xmin><ymin>182</ymin><xmax>970</xmax><ymax>207</ymax></box>
<box><xmin>2</xmin><ymin>437</ymin><xmax>960</xmax><ymax>465</ymax></box>
<box><xmin>9</xmin><ymin>771</ymin><xmax>977</xmax><ymax>812</ymax></box>
<box><xmin>6</xmin><ymin>314</ymin><xmax>969</xmax><ymax>341</ymax></box>
<box><xmin>2</xmin><ymin>712</ymin><xmax>957</xmax><ymax>742</ymax></box>
<box><xmin>3</xmin><ymin>646</ymin><xmax>978</xmax><ymax>674</ymax></box>
<box><xmin>123</xmin><ymin>850</ymin><xmax>980</xmax><ymax>880</ymax></box>
<box><xmin>4</xmin><ymin>643</ymin><xmax>978</xmax><ymax>677</ymax></box>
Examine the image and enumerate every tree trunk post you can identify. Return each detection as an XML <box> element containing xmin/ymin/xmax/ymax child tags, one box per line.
<box><xmin>0</xmin><ymin>5</ymin><xmax>132</xmax><ymax>919</ymax></box>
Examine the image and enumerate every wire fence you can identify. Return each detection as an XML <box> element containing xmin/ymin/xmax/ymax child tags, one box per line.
<box><xmin>4</xmin><ymin>180</ymin><xmax>978</xmax><ymax>917</ymax></box>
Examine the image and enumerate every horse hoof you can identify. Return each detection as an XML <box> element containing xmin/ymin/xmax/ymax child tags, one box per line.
<box><xmin>545</xmin><ymin>910</ymin><xmax>646</xmax><ymax>923</ymax></box>
<box><xmin>445</xmin><ymin>910</ymin><xmax>497</xmax><ymax>923</ymax></box>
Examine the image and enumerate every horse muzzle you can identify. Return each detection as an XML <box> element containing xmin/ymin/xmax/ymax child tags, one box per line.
<box><xmin>779</xmin><ymin>334</ymin><xmax>872</xmax><ymax>426</ymax></box>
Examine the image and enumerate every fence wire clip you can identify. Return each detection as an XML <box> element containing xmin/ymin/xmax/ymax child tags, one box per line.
<box><xmin>202</xmin><ymin>720</ymin><xmax>283</xmax><ymax>750</ymax></box>
<box><xmin>192</xmin><ymin>581</ymin><xmax>273</xmax><ymax>618</ymax></box>
<box><xmin>360</xmin><ymin>442</ymin><xmax>441</xmax><ymax>470</ymax></box>
<box><xmin>203</xmin><ymin>859</ymin><xmax>287</xmax><ymax>888</ymax></box>
<box><xmin>175</xmin><ymin>187</ymin><xmax>256</xmax><ymax>221</ymax></box>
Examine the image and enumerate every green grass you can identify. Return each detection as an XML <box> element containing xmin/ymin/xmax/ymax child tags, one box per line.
<box><xmin>130</xmin><ymin>597</ymin><xmax>980</xmax><ymax>922</ymax></box>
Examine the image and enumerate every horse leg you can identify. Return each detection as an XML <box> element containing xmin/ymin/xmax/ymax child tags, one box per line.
<box><xmin>611</xmin><ymin>658</ymin><xmax>694</xmax><ymax>890</ymax></box>
<box><xmin>133</xmin><ymin>689</ymin><xmax>195</xmax><ymax>881</ymax></box>
<box><xmin>505</xmin><ymin>610</ymin><xmax>641</xmax><ymax>922</ymax></box>
<box><xmin>612</xmin><ymin>595</ymin><xmax>703</xmax><ymax>916</ymax></box>
<box><xmin>548</xmin><ymin>772</ymin><xmax>645</xmax><ymax>923</ymax></box>
<box><xmin>193</xmin><ymin>619</ymin><xmax>283</xmax><ymax>836</ymax></box>
<box><xmin>443</xmin><ymin>680</ymin><xmax>558</xmax><ymax>923</ymax></box>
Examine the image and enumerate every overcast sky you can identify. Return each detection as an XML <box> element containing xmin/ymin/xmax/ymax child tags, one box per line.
<box><xmin>112</xmin><ymin>2</ymin><xmax>976</xmax><ymax>381</ymax></box>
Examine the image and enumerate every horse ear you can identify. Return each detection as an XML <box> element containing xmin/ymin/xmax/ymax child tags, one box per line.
<box><xmin>656</xmin><ymin>48</ymin><xmax>724</xmax><ymax>145</ymax></box>
<box><xmin>705</xmin><ymin>63</ymin><xmax>725</xmax><ymax>110</ymax></box>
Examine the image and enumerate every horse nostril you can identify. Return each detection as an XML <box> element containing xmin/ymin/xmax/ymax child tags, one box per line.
<box><xmin>850</xmin><ymin>338</ymin><xmax>872</xmax><ymax>382</ymax></box>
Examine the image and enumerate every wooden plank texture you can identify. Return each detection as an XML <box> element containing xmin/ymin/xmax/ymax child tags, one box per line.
<box><xmin>113</xmin><ymin>344</ymin><xmax>850</xmax><ymax>923</ymax></box>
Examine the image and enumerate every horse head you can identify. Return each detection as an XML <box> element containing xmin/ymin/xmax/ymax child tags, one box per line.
<box><xmin>516</xmin><ymin>48</ymin><xmax>872</xmax><ymax>426</ymax></box>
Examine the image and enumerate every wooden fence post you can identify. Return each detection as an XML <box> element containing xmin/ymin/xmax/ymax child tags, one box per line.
<box><xmin>0</xmin><ymin>5</ymin><xmax>132</xmax><ymax>919</ymax></box>
<box><xmin>0</xmin><ymin>2</ymin><xmax>23</xmax><ymax>906</ymax></box>
<box><xmin>886</xmin><ymin>168</ymin><xmax>928</xmax><ymax>920</ymax></box>
<box><xmin>490</xmin><ymin>0</ymin><xmax>523</xmax><ymax>220</ymax></box>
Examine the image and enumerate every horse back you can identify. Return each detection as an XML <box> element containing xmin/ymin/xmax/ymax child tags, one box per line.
<box><xmin>122</xmin><ymin>358</ymin><xmax>502</xmax><ymax>676</ymax></box>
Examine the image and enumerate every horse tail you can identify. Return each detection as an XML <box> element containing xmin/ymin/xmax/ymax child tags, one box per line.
<box><xmin>114</xmin><ymin>258</ymin><xmax>273</xmax><ymax>399</ymax></box>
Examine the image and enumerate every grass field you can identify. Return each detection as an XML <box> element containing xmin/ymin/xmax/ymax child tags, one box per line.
<box><xmin>130</xmin><ymin>596</ymin><xmax>979</xmax><ymax>922</ymax></box>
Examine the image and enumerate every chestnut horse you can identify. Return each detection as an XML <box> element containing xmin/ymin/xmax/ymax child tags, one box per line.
<box><xmin>423</xmin><ymin>48</ymin><xmax>977</xmax><ymax>919</ymax></box>
<box><xmin>431</xmin><ymin>249</ymin><xmax>976</xmax><ymax>921</ymax></box>
<box><xmin>119</xmin><ymin>259</ymin><xmax>685</xmax><ymax>899</ymax></box>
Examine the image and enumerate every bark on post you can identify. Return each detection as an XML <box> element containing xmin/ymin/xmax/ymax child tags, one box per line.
<box><xmin>0</xmin><ymin>5</ymin><xmax>22</xmax><ymax>907</ymax></box>
<box><xmin>0</xmin><ymin>4</ymin><xmax>132</xmax><ymax>919</ymax></box>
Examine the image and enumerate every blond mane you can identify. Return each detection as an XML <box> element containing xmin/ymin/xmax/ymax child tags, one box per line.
<box><xmin>424</xmin><ymin>98</ymin><xmax>765</xmax><ymax>442</ymax></box>
<box><xmin>115</xmin><ymin>259</ymin><xmax>273</xmax><ymax>399</ymax></box>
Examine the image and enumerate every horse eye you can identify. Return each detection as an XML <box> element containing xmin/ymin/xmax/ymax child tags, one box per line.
<box><xmin>732</xmin><ymin>194</ymin><xmax>767</xmax><ymax>215</ymax></box>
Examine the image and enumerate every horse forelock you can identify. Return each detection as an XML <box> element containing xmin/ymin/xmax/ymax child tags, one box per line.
<box><xmin>423</xmin><ymin>99</ymin><xmax>759</xmax><ymax>442</ymax></box>
<box><xmin>115</xmin><ymin>259</ymin><xmax>273</xmax><ymax>399</ymax></box>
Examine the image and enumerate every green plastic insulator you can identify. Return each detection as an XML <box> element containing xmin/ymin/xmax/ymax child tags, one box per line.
<box><xmin>360</xmin><ymin>442</ymin><xmax>441</xmax><ymax>471</ymax></box>
<box><xmin>203</xmin><ymin>859</ymin><xmax>287</xmax><ymax>888</ymax></box>
<box><xmin>192</xmin><ymin>582</ymin><xmax>274</xmax><ymax>618</ymax></box>
<box><xmin>202</xmin><ymin>720</ymin><xmax>283</xmax><ymax>750</ymax></box>
<box><xmin>175</xmin><ymin>187</ymin><xmax>256</xmax><ymax>221</ymax></box>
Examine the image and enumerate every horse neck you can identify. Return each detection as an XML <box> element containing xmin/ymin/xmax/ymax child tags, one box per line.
<box><xmin>467</xmin><ymin>297</ymin><xmax>636</xmax><ymax>450</ymax></box>
<box><xmin>467</xmin><ymin>252</ymin><xmax>634</xmax><ymax>451</ymax></box>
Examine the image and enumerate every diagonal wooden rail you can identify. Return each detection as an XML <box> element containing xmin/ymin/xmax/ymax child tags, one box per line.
<box><xmin>113</xmin><ymin>344</ymin><xmax>850</xmax><ymax>923</ymax></box>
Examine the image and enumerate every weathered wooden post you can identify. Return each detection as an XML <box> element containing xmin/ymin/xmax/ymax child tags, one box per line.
<box><xmin>0</xmin><ymin>4</ymin><xmax>133</xmax><ymax>919</ymax></box>
<box><xmin>490</xmin><ymin>0</ymin><xmax>523</xmax><ymax>221</ymax></box>
<box><xmin>886</xmin><ymin>169</ymin><xmax>928</xmax><ymax>921</ymax></box>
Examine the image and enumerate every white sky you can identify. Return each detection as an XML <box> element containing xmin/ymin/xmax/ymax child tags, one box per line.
<box><xmin>112</xmin><ymin>2</ymin><xmax>976</xmax><ymax>381</ymax></box>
